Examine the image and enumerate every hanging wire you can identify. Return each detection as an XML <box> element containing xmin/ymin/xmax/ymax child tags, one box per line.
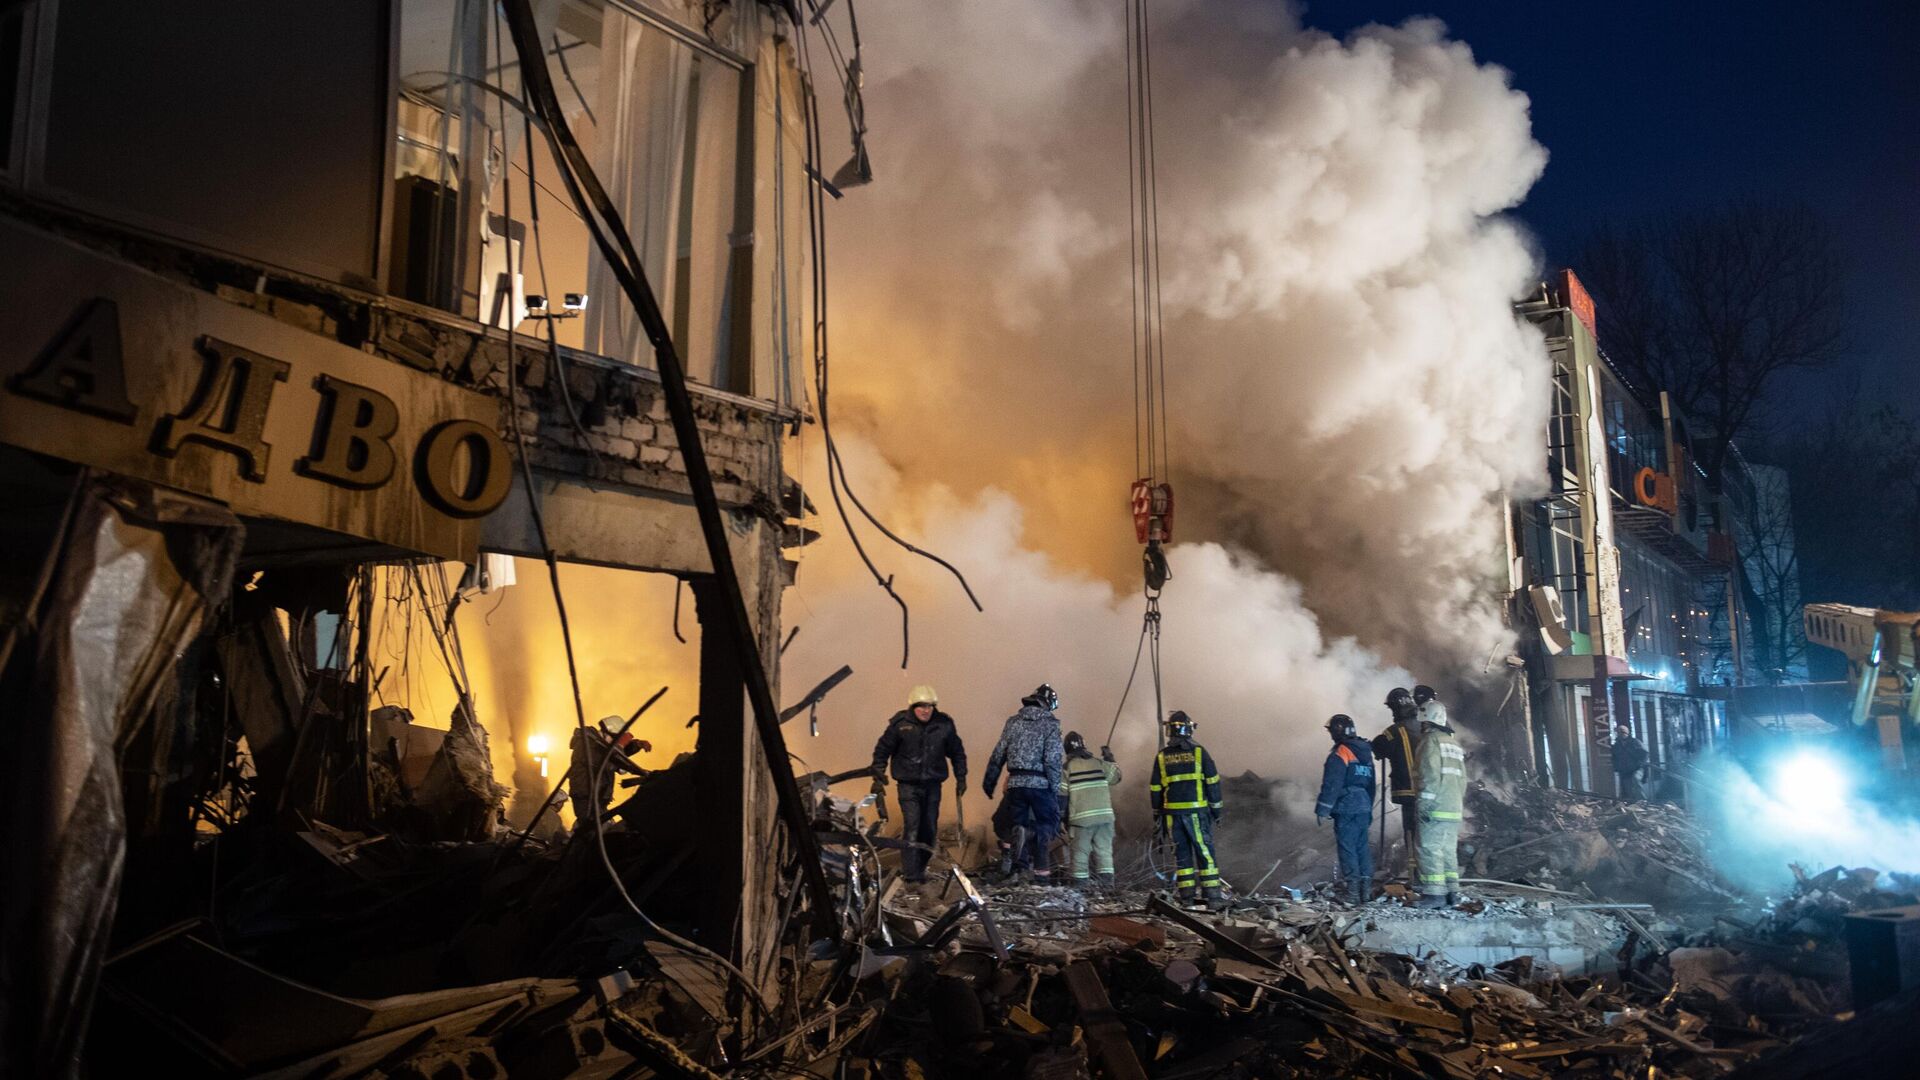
<box><xmin>794</xmin><ymin>13</ymin><xmax>982</xmax><ymax>669</ymax></box>
<box><xmin>1118</xmin><ymin>0</ymin><xmax>1174</xmax><ymax>750</ymax></box>
<box><xmin>486</xmin><ymin>4</ymin><xmax>769</xmax><ymax>1018</ymax></box>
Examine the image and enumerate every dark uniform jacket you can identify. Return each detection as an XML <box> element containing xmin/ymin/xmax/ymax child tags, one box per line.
<box><xmin>871</xmin><ymin>709</ymin><xmax>967</xmax><ymax>785</ymax></box>
<box><xmin>1612</xmin><ymin>735</ymin><xmax>1649</xmax><ymax>778</ymax></box>
<box><xmin>1371</xmin><ymin>721</ymin><xmax>1419</xmax><ymax>805</ymax></box>
<box><xmin>1150</xmin><ymin>736</ymin><xmax>1223</xmax><ymax>816</ymax></box>
<box><xmin>1315</xmin><ymin>737</ymin><xmax>1377</xmax><ymax>817</ymax></box>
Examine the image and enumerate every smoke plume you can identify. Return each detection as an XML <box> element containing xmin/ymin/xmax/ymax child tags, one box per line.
<box><xmin>788</xmin><ymin>0</ymin><xmax>1550</xmax><ymax>805</ymax></box>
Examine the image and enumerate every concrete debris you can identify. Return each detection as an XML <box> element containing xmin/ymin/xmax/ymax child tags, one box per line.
<box><xmin>1462</xmin><ymin>780</ymin><xmax>1738</xmax><ymax>905</ymax></box>
<box><xmin>58</xmin><ymin>724</ymin><xmax>1885</xmax><ymax>1078</ymax></box>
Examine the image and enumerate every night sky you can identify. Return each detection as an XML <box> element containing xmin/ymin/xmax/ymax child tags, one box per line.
<box><xmin>1301</xmin><ymin>0</ymin><xmax>1919</xmax><ymax>405</ymax></box>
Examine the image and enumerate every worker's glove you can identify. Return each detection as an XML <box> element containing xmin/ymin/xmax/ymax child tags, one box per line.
<box><xmin>870</xmin><ymin>775</ymin><xmax>887</xmax><ymax>798</ymax></box>
<box><xmin>1100</xmin><ymin>745</ymin><xmax>1116</xmax><ymax>762</ymax></box>
<box><xmin>955</xmin><ymin>777</ymin><xmax>968</xmax><ymax>796</ymax></box>
<box><xmin>1419</xmin><ymin>810</ymin><xmax>1434</xmax><ymax>825</ymax></box>
<box><xmin>1316</xmin><ymin>814</ymin><xmax>1329</xmax><ymax>826</ymax></box>
<box><xmin>631</xmin><ymin>739</ymin><xmax>653</xmax><ymax>754</ymax></box>
<box><xmin>983</xmin><ymin>780</ymin><xmax>997</xmax><ymax>799</ymax></box>
<box><xmin>1210</xmin><ymin>807</ymin><xmax>1223</xmax><ymax>824</ymax></box>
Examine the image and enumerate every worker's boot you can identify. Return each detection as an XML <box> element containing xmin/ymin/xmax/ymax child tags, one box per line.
<box><xmin>997</xmin><ymin>843</ymin><xmax>1015</xmax><ymax>879</ymax></box>
<box><xmin>1350</xmin><ymin>883</ymin><xmax>1370</xmax><ymax>906</ymax></box>
<box><xmin>1201</xmin><ymin>886</ymin><xmax>1225</xmax><ymax>910</ymax></box>
<box><xmin>1097</xmin><ymin>871</ymin><xmax>1116</xmax><ymax>892</ymax></box>
<box><xmin>1446</xmin><ymin>891</ymin><xmax>1463</xmax><ymax>908</ymax></box>
<box><xmin>1413</xmin><ymin>894</ymin><xmax>1447</xmax><ymax>910</ymax></box>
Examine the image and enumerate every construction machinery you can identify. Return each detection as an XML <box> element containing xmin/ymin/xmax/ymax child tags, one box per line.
<box><xmin>1804</xmin><ymin>603</ymin><xmax>1920</xmax><ymax>774</ymax></box>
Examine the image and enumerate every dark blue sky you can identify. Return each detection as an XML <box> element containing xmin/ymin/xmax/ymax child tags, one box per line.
<box><xmin>1303</xmin><ymin>0</ymin><xmax>1919</xmax><ymax>402</ymax></box>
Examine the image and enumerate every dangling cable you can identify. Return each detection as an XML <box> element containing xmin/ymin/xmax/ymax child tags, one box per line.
<box><xmin>1119</xmin><ymin>0</ymin><xmax>1175</xmax><ymax>745</ymax></box>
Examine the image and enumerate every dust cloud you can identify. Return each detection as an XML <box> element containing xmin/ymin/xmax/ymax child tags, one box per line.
<box><xmin>787</xmin><ymin>0</ymin><xmax>1551</xmax><ymax>808</ymax></box>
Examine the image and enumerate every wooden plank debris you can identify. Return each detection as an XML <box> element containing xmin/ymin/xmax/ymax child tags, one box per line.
<box><xmin>1064</xmin><ymin>961</ymin><xmax>1149</xmax><ymax>1080</ymax></box>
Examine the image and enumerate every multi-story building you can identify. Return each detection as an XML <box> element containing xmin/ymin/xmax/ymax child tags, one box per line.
<box><xmin>1</xmin><ymin>0</ymin><xmax>824</xmax><ymax>1057</ymax></box>
<box><xmin>1507</xmin><ymin>271</ymin><xmax>1787</xmax><ymax>796</ymax></box>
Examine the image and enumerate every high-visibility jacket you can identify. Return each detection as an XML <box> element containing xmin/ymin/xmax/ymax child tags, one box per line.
<box><xmin>1057</xmin><ymin>751</ymin><xmax>1122</xmax><ymax>825</ymax></box>
<box><xmin>1371</xmin><ymin>721</ymin><xmax>1419</xmax><ymax>803</ymax></box>
<box><xmin>1413</xmin><ymin>704</ymin><xmax>1465</xmax><ymax>822</ymax></box>
<box><xmin>1150</xmin><ymin>737</ymin><xmax>1222</xmax><ymax>814</ymax></box>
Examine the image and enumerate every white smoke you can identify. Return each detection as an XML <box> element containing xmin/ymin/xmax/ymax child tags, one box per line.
<box><xmin>1696</xmin><ymin>754</ymin><xmax>1920</xmax><ymax>892</ymax></box>
<box><xmin>789</xmin><ymin>0</ymin><xmax>1551</xmax><ymax>806</ymax></box>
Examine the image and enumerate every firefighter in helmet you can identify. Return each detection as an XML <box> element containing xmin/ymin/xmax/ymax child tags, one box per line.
<box><xmin>1150</xmin><ymin>710</ymin><xmax>1225</xmax><ymax>905</ymax></box>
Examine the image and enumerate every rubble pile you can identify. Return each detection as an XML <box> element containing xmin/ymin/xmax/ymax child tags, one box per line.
<box><xmin>842</xmin><ymin>877</ymin><xmax>1844</xmax><ymax>1078</ymax></box>
<box><xmin>1711</xmin><ymin>863</ymin><xmax>1920</xmax><ymax>993</ymax></box>
<box><xmin>1461</xmin><ymin>781</ymin><xmax>1738</xmax><ymax>905</ymax></box>
<box><xmin>81</xmin><ymin>747</ymin><xmax>1882</xmax><ymax>1079</ymax></box>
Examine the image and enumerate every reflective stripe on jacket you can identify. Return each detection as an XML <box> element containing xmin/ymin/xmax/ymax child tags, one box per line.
<box><xmin>1413</xmin><ymin>703</ymin><xmax>1466</xmax><ymax>820</ymax></box>
<box><xmin>1057</xmin><ymin>752</ymin><xmax>1122</xmax><ymax>824</ymax></box>
<box><xmin>1150</xmin><ymin>738</ymin><xmax>1222</xmax><ymax>813</ymax></box>
<box><xmin>1371</xmin><ymin>722</ymin><xmax>1418</xmax><ymax>802</ymax></box>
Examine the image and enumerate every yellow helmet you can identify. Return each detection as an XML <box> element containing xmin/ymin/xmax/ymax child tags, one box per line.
<box><xmin>908</xmin><ymin>685</ymin><xmax>939</xmax><ymax>707</ymax></box>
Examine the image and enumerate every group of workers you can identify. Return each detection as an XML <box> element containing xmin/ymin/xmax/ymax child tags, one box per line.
<box><xmin>1324</xmin><ymin>685</ymin><xmax>1467</xmax><ymax>909</ymax></box>
<box><xmin>868</xmin><ymin>683</ymin><xmax>1227</xmax><ymax>901</ymax></box>
<box><xmin>868</xmin><ymin>680</ymin><xmax>1472</xmax><ymax>909</ymax></box>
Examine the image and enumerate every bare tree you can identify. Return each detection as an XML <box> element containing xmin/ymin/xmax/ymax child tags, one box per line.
<box><xmin>1576</xmin><ymin>201</ymin><xmax>1847</xmax><ymax>478</ymax></box>
<box><xmin>1740</xmin><ymin>464</ymin><xmax>1807</xmax><ymax>681</ymax></box>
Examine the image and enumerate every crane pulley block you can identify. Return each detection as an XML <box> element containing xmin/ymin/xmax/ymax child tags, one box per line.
<box><xmin>1131</xmin><ymin>479</ymin><xmax>1174</xmax><ymax>544</ymax></box>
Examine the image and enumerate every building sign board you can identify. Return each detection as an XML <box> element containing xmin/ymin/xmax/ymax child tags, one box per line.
<box><xmin>1633</xmin><ymin>467</ymin><xmax>1678</xmax><ymax>516</ymax></box>
<box><xmin>0</xmin><ymin>222</ymin><xmax>508</xmax><ymax>561</ymax></box>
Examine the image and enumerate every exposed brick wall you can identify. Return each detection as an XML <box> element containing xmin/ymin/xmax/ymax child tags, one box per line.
<box><xmin>5</xmin><ymin>196</ymin><xmax>797</xmax><ymax>524</ymax></box>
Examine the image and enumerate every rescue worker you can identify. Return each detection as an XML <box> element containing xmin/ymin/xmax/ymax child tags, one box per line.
<box><xmin>1411</xmin><ymin>694</ymin><xmax>1466</xmax><ymax>908</ymax></box>
<box><xmin>1151</xmin><ymin>710</ymin><xmax>1225</xmax><ymax>905</ymax></box>
<box><xmin>1371</xmin><ymin>687</ymin><xmax>1420</xmax><ymax>882</ymax></box>
<box><xmin>1057</xmin><ymin>731</ymin><xmax>1122</xmax><ymax>890</ymax></box>
<box><xmin>1315</xmin><ymin>714</ymin><xmax>1376</xmax><ymax>904</ymax></box>
<box><xmin>982</xmin><ymin>684</ymin><xmax>1066</xmax><ymax>882</ymax></box>
<box><xmin>569</xmin><ymin>716</ymin><xmax>650</xmax><ymax>827</ymax></box>
<box><xmin>870</xmin><ymin>685</ymin><xmax>968</xmax><ymax>883</ymax></box>
<box><xmin>1611</xmin><ymin>721</ymin><xmax>1650</xmax><ymax>804</ymax></box>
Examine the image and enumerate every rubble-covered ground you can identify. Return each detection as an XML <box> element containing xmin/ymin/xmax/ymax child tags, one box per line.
<box><xmin>87</xmin><ymin>765</ymin><xmax>1920</xmax><ymax>1078</ymax></box>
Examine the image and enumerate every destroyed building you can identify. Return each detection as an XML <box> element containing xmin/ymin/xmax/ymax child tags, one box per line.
<box><xmin>3</xmin><ymin>3</ymin><xmax>1914</xmax><ymax>1079</ymax></box>
<box><xmin>2</xmin><ymin>0</ymin><xmax>825</xmax><ymax>1072</ymax></box>
<box><xmin>1504</xmin><ymin>271</ymin><xmax>1800</xmax><ymax>797</ymax></box>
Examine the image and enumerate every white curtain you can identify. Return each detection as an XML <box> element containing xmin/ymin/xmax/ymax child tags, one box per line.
<box><xmin>585</xmin><ymin>11</ymin><xmax>693</xmax><ymax>372</ymax></box>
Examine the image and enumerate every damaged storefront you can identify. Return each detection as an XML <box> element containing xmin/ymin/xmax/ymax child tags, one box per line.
<box><xmin>2</xmin><ymin>0</ymin><xmax>822</xmax><ymax>1073</ymax></box>
<box><xmin>1509</xmin><ymin>272</ymin><xmax>1736</xmax><ymax>800</ymax></box>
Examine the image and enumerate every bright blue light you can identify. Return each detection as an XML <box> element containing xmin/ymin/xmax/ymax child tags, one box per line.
<box><xmin>1768</xmin><ymin>750</ymin><xmax>1850</xmax><ymax>817</ymax></box>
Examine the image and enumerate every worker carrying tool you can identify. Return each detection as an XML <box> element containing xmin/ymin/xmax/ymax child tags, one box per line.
<box><xmin>1057</xmin><ymin>731</ymin><xmax>1123</xmax><ymax>890</ymax></box>
<box><xmin>1371</xmin><ymin>687</ymin><xmax>1421</xmax><ymax>882</ymax></box>
<box><xmin>1151</xmin><ymin>710</ymin><xmax>1225</xmax><ymax>906</ymax></box>
<box><xmin>1411</xmin><ymin>688</ymin><xmax>1466</xmax><ymax>908</ymax></box>
<box><xmin>870</xmin><ymin>684</ymin><xmax>969</xmax><ymax>884</ymax></box>
<box><xmin>569</xmin><ymin>716</ymin><xmax>651</xmax><ymax>827</ymax></box>
<box><xmin>982</xmin><ymin>684</ymin><xmax>1066</xmax><ymax>883</ymax></box>
<box><xmin>1315</xmin><ymin>714</ymin><xmax>1377</xmax><ymax>904</ymax></box>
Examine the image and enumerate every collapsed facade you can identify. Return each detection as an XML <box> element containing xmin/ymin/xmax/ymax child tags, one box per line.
<box><xmin>1</xmin><ymin>0</ymin><xmax>826</xmax><ymax>1071</ymax></box>
<box><xmin>1506</xmin><ymin>271</ymin><xmax>1800</xmax><ymax>797</ymax></box>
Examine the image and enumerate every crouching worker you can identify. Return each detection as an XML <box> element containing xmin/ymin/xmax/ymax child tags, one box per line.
<box><xmin>1058</xmin><ymin>731</ymin><xmax>1122</xmax><ymax>889</ymax></box>
<box><xmin>983</xmin><ymin>684</ymin><xmax>1066</xmax><ymax>883</ymax></box>
<box><xmin>1315</xmin><ymin>714</ymin><xmax>1376</xmax><ymax>904</ymax></box>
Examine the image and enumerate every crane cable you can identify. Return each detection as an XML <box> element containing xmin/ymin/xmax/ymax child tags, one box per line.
<box><xmin>1112</xmin><ymin>0</ymin><xmax>1173</xmax><ymax>752</ymax></box>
